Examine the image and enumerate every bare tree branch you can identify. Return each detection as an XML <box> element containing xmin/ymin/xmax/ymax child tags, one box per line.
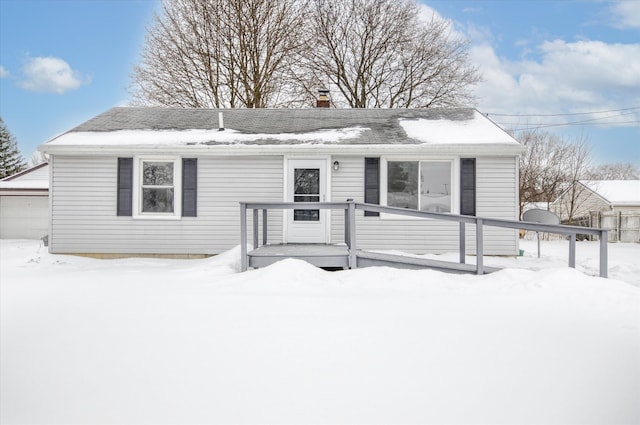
<box><xmin>130</xmin><ymin>0</ymin><xmax>480</xmax><ymax>109</ymax></box>
<box><xmin>131</xmin><ymin>0</ymin><xmax>308</xmax><ymax>108</ymax></box>
<box><xmin>517</xmin><ymin>130</ymin><xmax>593</xmax><ymax>223</ymax></box>
<box><xmin>301</xmin><ymin>0</ymin><xmax>480</xmax><ymax>108</ymax></box>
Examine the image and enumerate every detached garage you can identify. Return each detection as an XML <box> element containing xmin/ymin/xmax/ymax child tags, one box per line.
<box><xmin>0</xmin><ymin>163</ymin><xmax>49</xmax><ymax>239</ymax></box>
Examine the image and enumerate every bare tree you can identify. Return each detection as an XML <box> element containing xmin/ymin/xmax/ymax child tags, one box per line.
<box><xmin>589</xmin><ymin>162</ymin><xmax>639</xmax><ymax>180</ymax></box>
<box><xmin>557</xmin><ymin>135</ymin><xmax>592</xmax><ymax>224</ymax></box>
<box><xmin>518</xmin><ymin>131</ymin><xmax>568</xmax><ymax>218</ymax></box>
<box><xmin>296</xmin><ymin>0</ymin><xmax>480</xmax><ymax>108</ymax></box>
<box><xmin>131</xmin><ymin>0</ymin><xmax>479</xmax><ymax>109</ymax></box>
<box><xmin>131</xmin><ymin>0</ymin><xmax>308</xmax><ymax>108</ymax></box>
<box><xmin>517</xmin><ymin>130</ymin><xmax>592</xmax><ymax>223</ymax></box>
<box><xmin>28</xmin><ymin>150</ymin><xmax>48</xmax><ymax>167</ymax></box>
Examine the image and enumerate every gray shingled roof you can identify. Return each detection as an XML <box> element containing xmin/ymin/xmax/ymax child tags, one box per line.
<box><xmin>67</xmin><ymin>107</ymin><xmax>480</xmax><ymax>146</ymax></box>
<box><xmin>72</xmin><ymin>107</ymin><xmax>475</xmax><ymax>132</ymax></box>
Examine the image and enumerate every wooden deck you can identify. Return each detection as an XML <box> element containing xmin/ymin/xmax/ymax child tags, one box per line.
<box><xmin>247</xmin><ymin>244</ymin><xmax>499</xmax><ymax>274</ymax></box>
<box><xmin>240</xmin><ymin>201</ymin><xmax>609</xmax><ymax>277</ymax></box>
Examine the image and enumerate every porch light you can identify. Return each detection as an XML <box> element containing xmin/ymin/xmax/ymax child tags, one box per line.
<box><xmin>333</xmin><ymin>161</ymin><xmax>340</xmax><ymax>171</ymax></box>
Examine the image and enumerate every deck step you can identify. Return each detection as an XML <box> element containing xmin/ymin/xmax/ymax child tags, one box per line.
<box><xmin>248</xmin><ymin>244</ymin><xmax>349</xmax><ymax>269</ymax></box>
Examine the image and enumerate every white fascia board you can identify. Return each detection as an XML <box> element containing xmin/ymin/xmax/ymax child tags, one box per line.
<box><xmin>40</xmin><ymin>143</ymin><xmax>526</xmax><ymax>157</ymax></box>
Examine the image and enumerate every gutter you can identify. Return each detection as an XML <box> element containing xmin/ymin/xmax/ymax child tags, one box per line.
<box><xmin>39</xmin><ymin>143</ymin><xmax>526</xmax><ymax>157</ymax></box>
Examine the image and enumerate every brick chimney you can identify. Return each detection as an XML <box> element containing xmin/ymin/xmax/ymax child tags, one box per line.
<box><xmin>316</xmin><ymin>88</ymin><xmax>330</xmax><ymax>108</ymax></box>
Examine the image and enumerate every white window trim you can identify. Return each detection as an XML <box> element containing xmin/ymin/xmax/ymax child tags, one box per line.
<box><xmin>133</xmin><ymin>156</ymin><xmax>182</xmax><ymax>220</ymax></box>
<box><xmin>380</xmin><ymin>157</ymin><xmax>459</xmax><ymax>219</ymax></box>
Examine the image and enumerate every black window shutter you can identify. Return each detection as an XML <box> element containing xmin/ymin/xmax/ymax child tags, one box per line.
<box><xmin>182</xmin><ymin>158</ymin><xmax>197</xmax><ymax>217</ymax></box>
<box><xmin>364</xmin><ymin>157</ymin><xmax>380</xmax><ymax>217</ymax></box>
<box><xmin>460</xmin><ymin>158</ymin><xmax>476</xmax><ymax>216</ymax></box>
<box><xmin>117</xmin><ymin>158</ymin><xmax>133</xmax><ymax>216</ymax></box>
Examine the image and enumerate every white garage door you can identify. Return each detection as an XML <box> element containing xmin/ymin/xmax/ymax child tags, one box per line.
<box><xmin>0</xmin><ymin>196</ymin><xmax>49</xmax><ymax>239</ymax></box>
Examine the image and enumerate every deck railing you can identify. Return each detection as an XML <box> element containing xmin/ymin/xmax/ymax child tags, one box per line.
<box><xmin>240</xmin><ymin>201</ymin><xmax>608</xmax><ymax>277</ymax></box>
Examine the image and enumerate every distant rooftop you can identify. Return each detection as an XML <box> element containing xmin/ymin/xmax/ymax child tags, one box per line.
<box><xmin>581</xmin><ymin>180</ymin><xmax>640</xmax><ymax>205</ymax></box>
<box><xmin>0</xmin><ymin>162</ymin><xmax>49</xmax><ymax>190</ymax></box>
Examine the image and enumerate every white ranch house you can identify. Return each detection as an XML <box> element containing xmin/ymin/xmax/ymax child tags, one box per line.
<box><xmin>39</xmin><ymin>107</ymin><xmax>525</xmax><ymax>258</ymax></box>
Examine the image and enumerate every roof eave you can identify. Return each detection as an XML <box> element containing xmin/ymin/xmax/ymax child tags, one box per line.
<box><xmin>40</xmin><ymin>143</ymin><xmax>526</xmax><ymax>156</ymax></box>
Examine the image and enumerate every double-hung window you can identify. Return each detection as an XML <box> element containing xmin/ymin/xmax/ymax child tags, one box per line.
<box><xmin>141</xmin><ymin>160</ymin><xmax>176</xmax><ymax>213</ymax></box>
<box><xmin>386</xmin><ymin>160</ymin><xmax>453</xmax><ymax>213</ymax></box>
<box><xmin>117</xmin><ymin>157</ymin><xmax>197</xmax><ymax>218</ymax></box>
<box><xmin>134</xmin><ymin>157</ymin><xmax>182</xmax><ymax>218</ymax></box>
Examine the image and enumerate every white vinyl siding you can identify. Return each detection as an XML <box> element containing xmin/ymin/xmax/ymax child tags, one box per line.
<box><xmin>331</xmin><ymin>155</ymin><xmax>518</xmax><ymax>255</ymax></box>
<box><xmin>551</xmin><ymin>185</ymin><xmax>610</xmax><ymax>222</ymax></box>
<box><xmin>50</xmin><ymin>153</ymin><xmax>518</xmax><ymax>256</ymax></box>
<box><xmin>49</xmin><ymin>155</ymin><xmax>283</xmax><ymax>255</ymax></box>
<box><xmin>473</xmin><ymin>156</ymin><xmax>519</xmax><ymax>255</ymax></box>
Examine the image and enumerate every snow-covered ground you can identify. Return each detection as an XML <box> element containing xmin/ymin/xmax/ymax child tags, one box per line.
<box><xmin>1</xmin><ymin>239</ymin><xmax>639</xmax><ymax>424</ymax></box>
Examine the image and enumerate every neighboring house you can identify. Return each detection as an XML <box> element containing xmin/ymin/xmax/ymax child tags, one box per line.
<box><xmin>38</xmin><ymin>107</ymin><xmax>525</xmax><ymax>257</ymax></box>
<box><xmin>551</xmin><ymin>180</ymin><xmax>640</xmax><ymax>242</ymax></box>
<box><xmin>0</xmin><ymin>162</ymin><xmax>49</xmax><ymax>239</ymax></box>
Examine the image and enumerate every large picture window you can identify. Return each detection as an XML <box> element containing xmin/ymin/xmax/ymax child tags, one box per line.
<box><xmin>387</xmin><ymin>160</ymin><xmax>452</xmax><ymax>213</ymax></box>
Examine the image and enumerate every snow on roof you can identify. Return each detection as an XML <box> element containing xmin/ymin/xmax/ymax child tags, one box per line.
<box><xmin>523</xmin><ymin>202</ymin><xmax>550</xmax><ymax>212</ymax></box>
<box><xmin>0</xmin><ymin>180</ymin><xmax>49</xmax><ymax>190</ymax></box>
<box><xmin>399</xmin><ymin>113</ymin><xmax>515</xmax><ymax>144</ymax></box>
<box><xmin>581</xmin><ymin>180</ymin><xmax>640</xmax><ymax>205</ymax></box>
<box><xmin>0</xmin><ymin>163</ymin><xmax>49</xmax><ymax>190</ymax></box>
<box><xmin>42</xmin><ymin>107</ymin><xmax>521</xmax><ymax>149</ymax></box>
<box><xmin>46</xmin><ymin>127</ymin><xmax>367</xmax><ymax>146</ymax></box>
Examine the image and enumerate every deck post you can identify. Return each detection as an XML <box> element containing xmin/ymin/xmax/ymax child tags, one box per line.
<box><xmin>252</xmin><ymin>209</ymin><xmax>259</xmax><ymax>249</ymax></box>
<box><xmin>240</xmin><ymin>203</ymin><xmax>247</xmax><ymax>272</ymax></box>
<box><xmin>600</xmin><ymin>230</ymin><xmax>608</xmax><ymax>278</ymax></box>
<box><xmin>459</xmin><ymin>222</ymin><xmax>466</xmax><ymax>264</ymax></box>
<box><xmin>344</xmin><ymin>207</ymin><xmax>350</xmax><ymax>246</ymax></box>
<box><xmin>569</xmin><ymin>234</ymin><xmax>576</xmax><ymax>268</ymax></box>
<box><xmin>262</xmin><ymin>209</ymin><xmax>268</xmax><ymax>246</ymax></box>
<box><xmin>347</xmin><ymin>200</ymin><xmax>357</xmax><ymax>269</ymax></box>
<box><xmin>475</xmin><ymin>218</ymin><xmax>484</xmax><ymax>275</ymax></box>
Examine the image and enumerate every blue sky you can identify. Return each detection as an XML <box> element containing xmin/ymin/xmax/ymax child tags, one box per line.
<box><xmin>1</xmin><ymin>0</ymin><xmax>639</xmax><ymax>166</ymax></box>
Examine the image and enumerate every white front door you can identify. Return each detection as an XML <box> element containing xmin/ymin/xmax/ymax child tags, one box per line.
<box><xmin>286</xmin><ymin>159</ymin><xmax>328</xmax><ymax>243</ymax></box>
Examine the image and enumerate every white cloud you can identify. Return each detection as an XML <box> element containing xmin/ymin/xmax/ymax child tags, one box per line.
<box><xmin>417</xmin><ymin>4</ymin><xmax>468</xmax><ymax>42</ymax></box>
<box><xmin>0</xmin><ymin>65</ymin><xmax>9</xmax><ymax>78</ymax></box>
<box><xmin>19</xmin><ymin>56</ymin><xmax>89</xmax><ymax>94</ymax></box>
<box><xmin>470</xmin><ymin>39</ymin><xmax>640</xmax><ymax>128</ymax></box>
<box><xmin>610</xmin><ymin>0</ymin><xmax>640</xmax><ymax>29</ymax></box>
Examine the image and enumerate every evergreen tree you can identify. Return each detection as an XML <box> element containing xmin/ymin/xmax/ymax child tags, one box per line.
<box><xmin>0</xmin><ymin>117</ymin><xmax>26</xmax><ymax>179</ymax></box>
